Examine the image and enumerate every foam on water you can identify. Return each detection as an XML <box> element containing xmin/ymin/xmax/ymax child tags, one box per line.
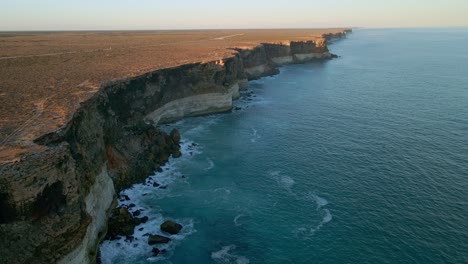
<box><xmin>268</xmin><ymin>171</ymin><xmax>295</xmax><ymax>191</ymax></box>
<box><xmin>267</xmin><ymin>171</ymin><xmax>332</xmax><ymax>238</ymax></box>
<box><xmin>211</xmin><ymin>245</ymin><xmax>250</xmax><ymax>264</ymax></box>
<box><xmin>293</xmin><ymin>193</ymin><xmax>333</xmax><ymax>237</ymax></box>
<box><xmin>233</xmin><ymin>89</ymin><xmax>271</xmax><ymax>111</ymax></box>
<box><xmin>309</xmin><ymin>193</ymin><xmax>329</xmax><ymax>209</ymax></box>
<box><xmin>205</xmin><ymin>158</ymin><xmax>215</xmax><ymax>170</ymax></box>
<box><xmin>250</xmin><ymin>128</ymin><xmax>262</xmax><ymax>143</ymax></box>
<box><xmin>280</xmin><ymin>176</ymin><xmax>295</xmax><ymax>189</ymax></box>
<box><xmin>114</xmin><ymin>140</ymin><xmax>202</xmax><ymax>203</ymax></box>
<box><xmin>311</xmin><ymin>209</ymin><xmax>333</xmax><ymax>234</ymax></box>
<box><xmin>251</xmin><ymin>128</ymin><xmax>257</xmax><ymax>142</ymax></box>
<box><xmin>104</xmin><ymin>29</ymin><xmax>468</xmax><ymax>263</ymax></box>
<box><xmin>213</xmin><ymin>188</ymin><xmax>231</xmax><ymax>195</ymax></box>
<box><xmin>233</xmin><ymin>214</ymin><xmax>246</xmax><ymax>227</ymax></box>
<box><xmin>100</xmin><ymin>214</ymin><xmax>195</xmax><ymax>263</ymax></box>
<box><xmin>99</xmin><ymin>139</ymin><xmax>204</xmax><ymax>263</ymax></box>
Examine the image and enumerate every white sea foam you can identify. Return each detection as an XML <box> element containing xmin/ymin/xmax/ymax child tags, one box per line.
<box><xmin>268</xmin><ymin>171</ymin><xmax>295</xmax><ymax>191</ymax></box>
<box><xmin>234</xmin><ymin>89</ymin><xmax>271</xmax><ymax>112</ymax></box>
<box><xmin>100</xmin><ymin>139</ymin><xmax>202</xmax><ymax>263</ymax></box>
<box><xmin>251</xmin><ymin>128</ymin><xmax>257</xmax><ymax>142</ymax></box>
<box><xmin>205</xmin><ymin>158</ymin><xmax>215</xmax><ymax>170</ymax></box>
<box><xmin>269</xmin><ymin>171</ymin><xmax>280</xmax><ymax>177</ymax></box>
<box><xmin>308</xmin><ymin>193</ymin><xmax>329</xmax><ymax>209</ymax></box>
<box><xmin>211</xmin><ymin>245</ymin><xmax>235</xmax><ymax>261</ymax></box>
<box><xmin>280</xmin><ymin>176</ymin><xmax>295</xmax><ymax>189</ymax></box>
<box><xmin>322</xmin><ymin>209</ymin><xmax>332</xmax><ymax>223</ymax></box>
<box><xmin>252</xmin><ymin>128</ymin><xmax>257</xmax><ymax>136</ymax></box>
<box><xmin>233</xmin><ymin>214</ymin><xmax>245</xmax><ymax>226</ymax></box>
<box><xmin>250</xmin><ymin>128</ymin><xmax>261</xmax><ymax>143</ymax></box>
<box><xmin>311</xmin><ymin>209</ymin><xmax>332</xmax><ymax>234</ymax></box>
<box><xmin>100</xmin><ymin>216</ymin><xmax>195</xmax><ymax>264</ymax></box>
<box><xmin>294</xmin><ymin>193</ymin><xmax>333</xmax><ymax>237</ymax></box>
<box><xmin>181</xmin><ymin>139</ymin><xmax>203</xmax><ymax>155</ymax></box>
<box><xmin>211</xmin><ymin>245</ymin><xmax>250</xmax><ymax>264</ymax></box>
<box><xmin>213</xmin><ymin>188</ymin><xmax>231</xmax><ymax>195</ymax></box>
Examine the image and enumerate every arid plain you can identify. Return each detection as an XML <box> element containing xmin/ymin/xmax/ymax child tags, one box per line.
<box><xmin>0</xmin><ymin>29</ymin><xmax>345</xmax><ymax>161</ymax></box>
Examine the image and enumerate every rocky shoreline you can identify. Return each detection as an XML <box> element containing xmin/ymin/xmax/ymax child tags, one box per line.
<box><xmin>0</xmin><ymin>30</ymin><xmax>350</xmax><ymax>263</ymax></box>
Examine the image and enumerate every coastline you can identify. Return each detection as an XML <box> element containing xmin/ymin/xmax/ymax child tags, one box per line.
<box><xmin>0</xmin><ymin>30</ymin><xmax>350</xmax><ymax>263</ymax></box>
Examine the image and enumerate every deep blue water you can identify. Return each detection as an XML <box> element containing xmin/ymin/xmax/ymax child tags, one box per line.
<box><xmin>101</xmin><ymin>29</ymin><xmax>468</xmax><ymax>263</ymax></box>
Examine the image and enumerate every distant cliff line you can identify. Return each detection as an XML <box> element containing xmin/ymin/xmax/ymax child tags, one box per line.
<box><xmin>0</xmin><ymin>30</ymin><xmax>351</xmax><ymax>264</ymax></box>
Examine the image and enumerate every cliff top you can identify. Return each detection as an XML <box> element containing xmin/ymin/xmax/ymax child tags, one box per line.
<box><xmin>0</xmin><ymin>29</ymin><xmax>346</xmax><ymax>162</ymax></box>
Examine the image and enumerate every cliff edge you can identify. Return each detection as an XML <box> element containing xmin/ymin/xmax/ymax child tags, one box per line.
<box><xmin>0</xmin><ymin>29</ymin><xmax>350</xmax><ymax>263</ymax></box>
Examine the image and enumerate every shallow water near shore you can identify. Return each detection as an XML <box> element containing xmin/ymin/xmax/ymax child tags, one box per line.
<box><xmin>100</xmin><ymin>28</ymin><xmax>468</xmax><ymax>263</ymax></box>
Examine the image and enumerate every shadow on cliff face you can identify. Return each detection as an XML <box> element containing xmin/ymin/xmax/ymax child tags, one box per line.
<box><xmin>31</xmin><ymin>181</ymin><xmax>67</xmax><ymax>220</ymax></box>
<box><xmin>0</xmin><ymin>191</ymin><xmax>16</xmax><ymax>223</ymax></box>
<box><xmin>0</xmin><ymin>181</ymin><xmax>66</xmax><ymax>224</ymax></box>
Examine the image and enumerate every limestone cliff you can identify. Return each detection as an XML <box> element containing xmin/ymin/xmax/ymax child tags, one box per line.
<box><xmin>238</xmin><ymin>37</ymin><xmax>335</xmax><ymax>80</ymax></box>
<box><xmin>0</xmin><ymin>30</ymin><xmax>350</xmax><ymax>264</ymax></box>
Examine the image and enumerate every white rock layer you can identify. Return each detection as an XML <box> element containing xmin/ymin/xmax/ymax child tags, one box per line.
<box><xmin>145</xmin><ymin>82</ymin><xmax>242</xmax><ymax>124</ymax></box>
<box><xmin>59</xmin><ymin>166</ymin><xmax>115</xmax><ymax>264</ymax></box>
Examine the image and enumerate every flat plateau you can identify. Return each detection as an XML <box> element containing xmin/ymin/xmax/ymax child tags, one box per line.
<box><xmin>0</xmin><ymin>29</ymin><xmax>345</xmax><ymax>161</ymax></box>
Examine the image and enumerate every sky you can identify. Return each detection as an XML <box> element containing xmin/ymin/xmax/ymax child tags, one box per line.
<box><xmin>1</xmin><ymin>0</ymin><xmax>468</xmax><ymax>31</ymax></box>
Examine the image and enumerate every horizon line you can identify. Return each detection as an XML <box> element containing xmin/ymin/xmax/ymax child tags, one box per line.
<box><xmin>1</xmin><ymin>26</ymin><xmax>468</xmax><ymax>33</ymax></box>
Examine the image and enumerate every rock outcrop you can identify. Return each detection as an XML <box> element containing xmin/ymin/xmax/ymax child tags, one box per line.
<box><xmin>148</xmin><ymin>234</ymin><xmax>171</xmax><ymax>245</ymax></box>
<box><xmin>105</xmin><ymin>207</ymin><xmax>138</xmax><ymax>240</ymax></box>
<box><xmin>160</xmin><ymin>220</ymin><xmax>183</xmax><ymax>235</ymax></box>
<box><xmin>0</xmin><ymin>30</ymin><xmax>350</xmax><ymax>264</ymax></box>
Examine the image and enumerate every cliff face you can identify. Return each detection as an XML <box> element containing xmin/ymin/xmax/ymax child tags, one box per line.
<box><xmin>239</xmin><ymin>38</ymin><xmax>333</xmax><ymax>80</ymax></box>
<box><xmin>0</xmin><ymin>31</ymin><xmax>349</xmax><ymax>263</ymax></box>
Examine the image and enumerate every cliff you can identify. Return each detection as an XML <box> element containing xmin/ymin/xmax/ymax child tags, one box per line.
<box><xmin>0</xmin><ymin>30</ymin><xmax>350</xmax><ymax>263</ymax></box>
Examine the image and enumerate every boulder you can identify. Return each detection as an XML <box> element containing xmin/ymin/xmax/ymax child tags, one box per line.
<box><xmin>132</xmin><ymin>210</ymin><xmax>141</xmax><ymax>217</ymax></box>
<box><xmin>160</xmin><ymin>220</ymin><xmax>183</xmax><ymax>234</ymax></box>
<box><xmin>172</xmin><ymin>149</ymin><xmax>182</xmax><ymax>158</ymax></box>
<box><xmin>148</xmin><ymin>234</ymin><xmax>171</xmax><ymax>245</ymax></box>
<box><xmin>106</xmin><ymin>207</ymin><xmax>138</xmax><ymax>239</ymax></box>
<box><xmin>151</xmin><ymin>247</ymin><xmax>160</xmax><ymax>256</ymax></box>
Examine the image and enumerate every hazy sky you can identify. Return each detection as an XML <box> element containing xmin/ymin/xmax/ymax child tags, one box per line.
<box><xmin>1</xmin><ymin>0</ymin><xmax>468</xmax><ymax>30</ymax></box>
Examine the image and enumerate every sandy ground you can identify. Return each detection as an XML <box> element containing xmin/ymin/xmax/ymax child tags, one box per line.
<box><xmin>0</xmin><ymin>29</ymin><xmax>345</xmax><ymax>160</ymax></box>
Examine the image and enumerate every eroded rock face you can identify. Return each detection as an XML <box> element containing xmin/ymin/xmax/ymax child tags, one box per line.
<box><xmin>0</xmin><ymin>143</ymin><xmax>85</xmax><ymax>264</ymax></box>
<box><xmin>323</xmin><ymin>30</ymin><xmax>351</xmax><ymax>42</ymax></box>
<box><xmin>0</xmin><ymin>31</ymin><xmax>349</xmax><ymax>264</ymax></box>
<box><xmin>170</xmin><ymin>128</ymin><xmax>181</xmax><ymax>144</ymax></box>
<box><xmin>238</xmin><ymin>36</ymin><xmax>342</xmax><ymax>80</ymax></box>
<box><xmin>0</xmin><ymin>107</ymin><xmax>180</xmax><ymax>263</ymax></box>
<box><xmin>104</xmin><ymin>124</ymin><xmax>181</xmax><ymax>190</ymax></box>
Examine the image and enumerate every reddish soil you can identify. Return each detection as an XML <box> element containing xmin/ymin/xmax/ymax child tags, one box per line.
<box><xmin>0</xmin><ymin>29</ymin><xmax>345</xmax><ymax>161</ymax></box>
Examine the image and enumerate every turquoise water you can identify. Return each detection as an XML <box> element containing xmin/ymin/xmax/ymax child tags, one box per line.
<box><xmin>101</xmin><ymin>29</ymin><xmax>468</xmax><ymax>263</ymax></box>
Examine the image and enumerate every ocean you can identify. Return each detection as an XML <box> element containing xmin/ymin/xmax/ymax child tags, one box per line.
<box><xmin>100</xmin><ymin>28</ymin><xmax>468</xmax><ymax>263</ymax></box>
